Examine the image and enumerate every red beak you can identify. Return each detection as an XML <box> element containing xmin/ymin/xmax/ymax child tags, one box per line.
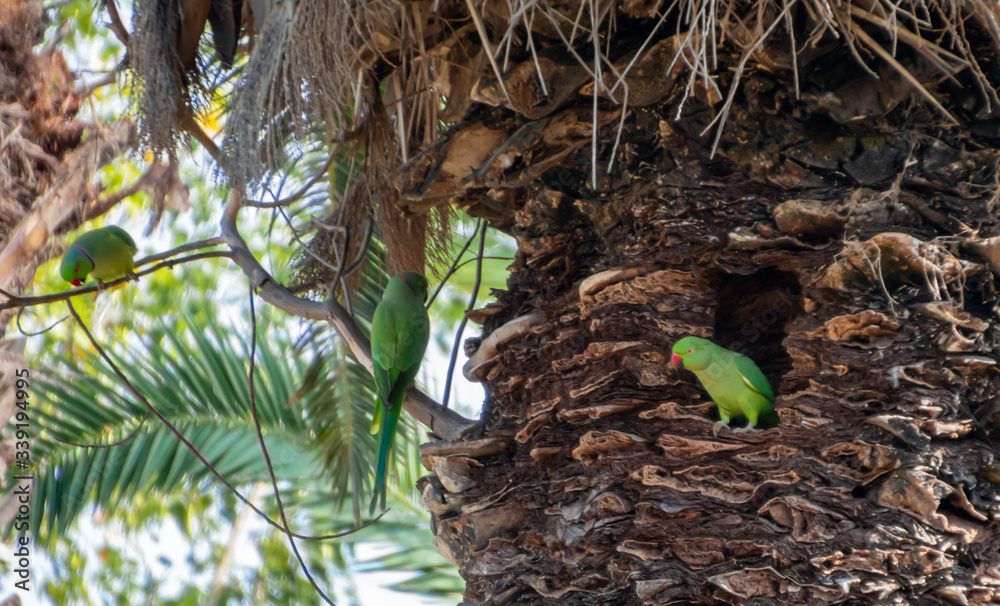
<box><xmin>670</xmin><ymin>353</ymin><xmax>682</xmax><ymax>368</ymax></box>
<box><xmin>71</xmin><ymin>279</ymin><xmax>82</xmax><ymax>287</ymax></box>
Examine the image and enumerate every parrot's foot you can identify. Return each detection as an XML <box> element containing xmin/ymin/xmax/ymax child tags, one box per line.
<box><xmin>94</xmin><ymin>279</ymin><xmax>107</xmax><ymax>291</ymax></box>
<box><xmin>732</xmin><ymin>423</ymin><xmax>757</xmax><ymax>434</ymax></box>
<box><xmin>127</xmin><ymin>270</ymin><xmax>139</xmax><ymax>283</ymax></box>
<box><xmin>712</xmin><ymin>421</ymin><xmax>729</xmax><ymax>438</ymax></box>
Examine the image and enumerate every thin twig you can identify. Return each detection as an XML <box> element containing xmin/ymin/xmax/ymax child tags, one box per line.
<box><xmin>243</xmin><ymin>153</ymin><xmax>338</xmax><ymax>208</ymax></box>
<box><xmin>607</xmin><ymin>87</ymin><xmax>628</xmax><ymax>174</ymax></box>
<box><xmin>0</xmin><ymin>251</ymin><xmax>235</xmax><ymax>312</ymax></box>
<box><xmin>277</xmin><ymin>206</ymin><xmax>340</xmax><ymax>273</ymax></box>
<box><xmin>702</xmin><ymin>0</ymin><xmax>798</xmax><ymax>156</ymax></box>
<box><xmin>335</xmin><ymin>217</ymin><xmax>373</xmax><ymax>319</ymax></box>
<box><xmin>101</xmin><ymin>0</ymin><xmax>129</xmax><ymax>46</ymax></box>
<box><xmin>610</xmin><ymin>0</ymin><xmax>679</xmax><ymax>94</ymax></box>
<box><xmin>343</xmin><ymin>218</ymin><xmax>374</xmax><ymax>278</ymax></box>
<box><xmin>16</xmin><ymin>307</ymin><xmax>67</xmax><ymax>337</ymax></box>
<box><xmin>133</xmin><ymin>237</ymin><xmax>226</xmax><ymax>267</ymax></box>
<box><xmin>55</xmin><ymin>410</ymin><xmax>151</xmax><ymax>449</ymax></box>
<box><xmin>466</xmin><ymin>0</ymin><xmax>515</xmax><ymax>108</ymax></box>
<box><xmin>453</xmin><ymin>255</ymin><xmax>514</xmax><ymax>273</ymax></box>
<box><xmin>64</xmin><ymin>298</ymin><xmax>381</xmax><ymax>540</ymax></box>
<box><xmin>321</xmin><ymin>221</ymin><xmax>350</xmax><ymax>321</ymax></box>
<box><xmin>442</xmin><ymin>223</ymin><xmax>487</xmax><ymax>409</ymax></box>
<box><xmin>247</xmin><ymin>289</ymin><xmax>337</xmax><ymax>604</ymax></box>
<box><xmin>590</xmin><ymin>0</ymin><xmax>601</xmax><ymax>189</ymax></box>
<box><xmin>848</xmin><ymin>20</ymin><xmax>958</xmax><ymax>124</ymax></box>
<box><xmin>427</xmin><ymin>220</ymin><xmax>482</xmax><ymax>309</ymax></box>
<box><xmin>307</xmin><ymin>215</ymin><xmax>371</xmax><ymax>318</ymax></box>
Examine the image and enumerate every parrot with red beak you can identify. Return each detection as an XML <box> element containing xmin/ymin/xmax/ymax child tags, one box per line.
<box><xmin>60</xmin><ymin>226</ymin><xmax>137</xmax><ymax>287</ymax></box>
<box><xmin>671</xmin><ymin>336</ymin><xmax>777</xmax><ymax>436</ymax></box>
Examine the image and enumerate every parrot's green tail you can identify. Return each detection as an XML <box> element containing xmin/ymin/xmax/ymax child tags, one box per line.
<box><xmin>370</xmin><ymin>396</ymin><xmax>404</xmax><ymax>515</ymax></box>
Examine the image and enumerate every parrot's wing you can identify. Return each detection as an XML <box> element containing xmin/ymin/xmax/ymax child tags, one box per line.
<box><xmin>734</xmin><ymin>354</ymin><xmax>774</xmax><ymax>401</ymax></box>
<box><xmin>370</xmin><ymin>294</ymin><xmax>429</xmax><ymax>428</ymax></box>
<box><xmin>371</xmin><ymin>302</ymin><xmax>398</xmax><ymax>394</ymax></box>
<box><xmin>104</xmin><ymin>226</ymin><xmax>137</xmax><ymax>252</ymax></box>
<box><xmin>382</xmin><ymin>363</ymin><xmax>421</xmax><ymax>422</ymax></box>
<box><xmin>369</xmin><ymin>364</ymin><xmax>393</xmax><ymax>435</ymax></box>
<box><xmin>396</xmin><ymin>309</ymin><xmax>432</xmax><ymax>372</ymax></box>
<box><xmin>372</xmin><ymin>303</ymin><xmax>430</xmax><ymax>379</ymax></box>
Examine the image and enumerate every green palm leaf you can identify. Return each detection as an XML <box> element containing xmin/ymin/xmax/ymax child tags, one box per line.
<box><xmin>20</xmin><ymin>313</ymin><xmax>314</xmax><ymax>541</ymax></box>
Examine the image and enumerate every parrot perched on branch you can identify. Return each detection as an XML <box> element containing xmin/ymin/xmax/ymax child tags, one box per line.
<box><xmin>671</xmin><ymin>336</ymin><xmax>778</xmax><ymax>436</ymax></box>
<box><xmin>369</xmin><ymin>271</ymin><xmax>430</xmax><ymax>514</ymax></box>
<box><xmin>60</xmin><ymin>226</ymin><xmax>138</xmax><ymax>287</ymax></box>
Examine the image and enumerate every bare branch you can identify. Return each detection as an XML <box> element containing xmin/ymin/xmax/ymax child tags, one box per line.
<box><xmin>54</xmin><ymin>410</ymin><xmax>151</xmax><ymax>449</ymax></box>
<box><xmin>134</xmin><ymin>237</ymin><xmax>226</xmax><ymax>266</ymax></box>
<box><xmin>243</xmin><ymin>153</ymin><xmax>337</xmax><ymax>208</ymax></box>
<box><xmin>15</xmin><ymin>306</ymin><xmax>67</xmax><ymax>337</ymax></box>
<box><xmin>101</xmin><ymin>0</ymin><xmax>129</xmax><ymax>46</ymax></box>
<box><xmin>428</xmin><ymin>219</ymin><xmax>482</xmax><ymax>309</ymax></box>
<box><xmin>179</xmin><ymin>109</ymin><xmax>221</xmax><ymax>160</ymax></box>
<box><xmin>443</xmin><ymin>223</ymin><xmax>487</xmax><ymax>408</ymax></box>
<box><xmin>76</xmin><ymin>160</ymin><xmax>176</xmax><ymax>223</ymax></box>
<box><xmin>75</xmin><ymin>72</ymin><xmax>119</xmax><ymax>99</ymax></box>
<box><xmin>0</xmin><ymin>251</ymin><xmax>234</xmax><ymax>312</ymax></box>
<box><xmin>221</xmin><ymin>192</ymin><xmax>478</xmax><ymax>440</ymax></box>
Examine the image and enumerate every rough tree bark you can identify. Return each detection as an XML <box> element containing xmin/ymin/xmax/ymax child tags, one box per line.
<box><xmin>398</xmin><ymin>3</ymin><xmax>1000</xmax><ymax>605</ymax></box>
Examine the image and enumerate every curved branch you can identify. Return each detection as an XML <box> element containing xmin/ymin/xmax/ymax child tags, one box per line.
<box><xmin>221</xmin><ymin>193</ymin><xmax>478</xmax><ymax>440</ymax></box>
<box><xmin>427</xmin><ymin>219</ymin><xmax>482</xmax><ymax>309</ymax></box>
<box><xmin>54</xmin><ymin>410</ymin><xmax>151</xmax><ymax>449</ymax></box>
<box><xmin>180</xmin><ymin>109</ymin><xmax>220</xmax><ymax>160</ymax></box>
<box><xmin>243</xmin><ymin>153</ymin><xmax>337</xmax><ymax>208</ymax></box>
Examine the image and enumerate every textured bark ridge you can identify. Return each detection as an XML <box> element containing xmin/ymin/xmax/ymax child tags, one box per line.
<box><xmin>413</xmin><ymin>35</ymin><xmax>1000</xmax><ymax>606</ymax></box>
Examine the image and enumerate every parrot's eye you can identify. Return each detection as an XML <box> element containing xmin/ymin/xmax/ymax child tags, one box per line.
<box><xmin>686</xmin><ymin>348</ymin><xmax>693</xmax><ymax>354</ymax></box>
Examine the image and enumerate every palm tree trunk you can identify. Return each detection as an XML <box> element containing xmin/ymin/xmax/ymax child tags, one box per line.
<box><xmin>409</xmin><ymin>5</ymin><xmax>1000</xmax><ymax>604</ymax></box>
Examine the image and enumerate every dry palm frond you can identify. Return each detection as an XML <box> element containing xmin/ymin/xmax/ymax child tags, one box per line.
<box><xmin>847</xmin><ymin>18</ymin><xmax>957</xmax><ymax>123</ymax></box>
<box><xmin>129</xmin><ymin>0</ymin><xmax>184</xmax><ymax>155</ymax></box>
<box><xmin>221</xmin><ymin>0</ymin><xmax>397</xmax><ymax>187</ymax></box>
<box><xmin>130</xmin><ymin>0</ymin><xmax>1000</xmax><ymax>176</ymax></box>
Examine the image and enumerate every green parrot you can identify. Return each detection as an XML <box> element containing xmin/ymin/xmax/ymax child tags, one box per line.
<box><xmin>60</xmin><ymin>225</ymin><xmax>138</xmax><ymax>287</ymax></box>
<box><xmin>369</xmin><ymin>271</ymin><xmax>430</xmax><ymax>514</ymax></box>
<box><xmin>671</xmin><ymin>336</ymin><xmax>778</xmax><ymax>435</ymax></box>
